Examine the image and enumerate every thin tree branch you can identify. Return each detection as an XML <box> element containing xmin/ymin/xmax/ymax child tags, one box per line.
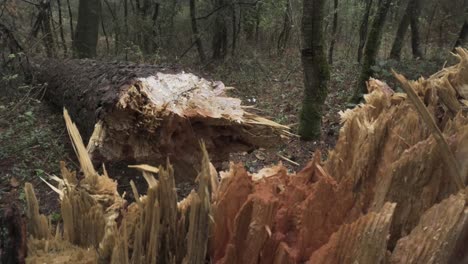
<box><xmin>196</xmin><ymin>0</ymin><xmax>259</xmax><ymax>20</ymax></box>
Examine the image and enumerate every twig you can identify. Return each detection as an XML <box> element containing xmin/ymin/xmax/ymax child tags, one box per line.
<box><xmin>392</xmin><ymin>70</ymin><xmax>465</xmax><ymax>190</ymax></box>
<box><xmin>277</xmin><ymin>154</ymin><xmax>299</xmax><ymax>166</ymax></box>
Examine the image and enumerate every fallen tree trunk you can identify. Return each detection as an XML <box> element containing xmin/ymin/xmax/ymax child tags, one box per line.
<box><xmin>32</xmin><ymin>59</ymin><xmax>289</xmax><ymax>179</ymax></box>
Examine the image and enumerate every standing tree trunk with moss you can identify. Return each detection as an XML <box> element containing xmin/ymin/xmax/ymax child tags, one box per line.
<box><xmin>73</xmin><ymin>0</ymin><xmax>101</xmax><ymax>58</ymax></box>
<box><xmin>350</xmin><ymin>0</ymin><xmax>392</xmax><ymax>104</ymax></box>
<box><xmin>389</xmin><ymin>0</ymin><xmax>422</xmax><ymax>60</ymax></box>
<box><xmin>190</xmin><ymin>0</ymin><xmax>206</xmax><ymax>63</ymax></box>
<box><xmin>298</xmin><ymin>0</ymin><xmax>330</xmax><ymax>140</ymax></box>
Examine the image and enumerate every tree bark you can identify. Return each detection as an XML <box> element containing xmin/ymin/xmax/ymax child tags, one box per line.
<box><xmin>350</xmin><ymin>0</ymin><xmax>392</xmax><ymax>103</ymax></box>
<box><xmin>357</xmin><ymin>0</ymin><xmax>373</xmax><ymax>63</ymax></box>
<box><xmin>328</xmin><ymin>0</ymin><xmax>339</xmax><ymax>64</ymax></box>
<box><xmin>73</xmin><ymin>0</ymin><xmax>101</xmax><ymax>58</ymax></box>
<box><xmin>298</xmin><ymin>0</ymin><xmax>330</xmax><ymax>140</ymax></box>
<box><xmin>190</xmin><ymin>0</ymin><xmax>206</xmax><ymax>63</ymax></box>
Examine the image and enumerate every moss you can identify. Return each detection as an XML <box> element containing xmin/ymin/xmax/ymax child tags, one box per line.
<box><xmin>298</xmin><ymin>101</ymin><xmax>323</xmax><ymax>140</ymax></box>
<box><xmin>298</xmin><ymin>48</ymin><xmax>329</xmax><ymax>140</ymax></box>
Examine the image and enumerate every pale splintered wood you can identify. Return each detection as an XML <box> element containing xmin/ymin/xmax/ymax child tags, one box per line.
<box><xmin>183</xmin><ymin>142</ymin><xmax>213</xmax><ymax>264</ymax></box>
<box><xmin>393</xmin><ymin>71</ymin><xmax>465</xmax><ymax>190</ymax></box>
<box><xmin>391</xmin><ymin>190</ymin><xmax>468</xmax><ymax>263</ymax></box>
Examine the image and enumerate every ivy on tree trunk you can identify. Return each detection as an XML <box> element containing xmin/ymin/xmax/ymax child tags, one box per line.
<box><xmin>298</xmin><ymin>0</ymin><xmax>330</xmax><ymax>141</ymax></box>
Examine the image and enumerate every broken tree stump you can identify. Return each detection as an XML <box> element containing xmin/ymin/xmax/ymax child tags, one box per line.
<box><xmin>32</xmin><ymin>58</ymin><xmax>289</xmax><ymax>179</ymax></box>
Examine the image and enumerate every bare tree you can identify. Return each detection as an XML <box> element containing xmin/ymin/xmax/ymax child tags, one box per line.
<box><xmin>389</xmin><ymin>0</ymin><xmax>423</xmax><ymax>60</ymax></box>
<box><xmin>454</xmin><ymin>20</ymin><xmax>468</xmax><ymax>50</ymax></box>
<box><xmin>351</xmin><ymin>0</ymin><xmax>393</xmax><ymax>103</ymax></box>
<box><xmin>328</xmin><ymin>0</ymin><xmax>339</xmax><ymax>64</ymax></box>
<box><xmin>298</xmin><ymin>0</ymin><xmax>330</xmax><ymax>140</ymax></box>
<box><xmin>73</xmin><ymin>0</ymin><xmax>101</xmax><ymax>58</ymax></box>
<box><xmin>277</xmin><ymin>0</ymin><xmax>292</xmax><ymax>55</ymax></box>
<box><xmin>357</xmin><ymin>0</ymin><xmax>373</xmax><ymax>63</ymax></box>
<box><xmin>190</xmin><ymin>0</ymin><xmax>206</xmax><ymax>62</ymax></box>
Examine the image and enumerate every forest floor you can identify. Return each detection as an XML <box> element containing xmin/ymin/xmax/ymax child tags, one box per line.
<box><xmin>0</xmin><ymin>51</ymin><xmax>445</xmax><ymax>215</ymax></box>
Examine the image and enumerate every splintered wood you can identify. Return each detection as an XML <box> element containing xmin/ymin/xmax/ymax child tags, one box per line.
<box><xmin>24</xmin><ymin>49</ymin><xmax>468</xmax><ymax>263</ymax></box>
<box><xmin>33</xmin><ymin>59</ymin><xmax>290</xmax><ymax>180</ymax></box>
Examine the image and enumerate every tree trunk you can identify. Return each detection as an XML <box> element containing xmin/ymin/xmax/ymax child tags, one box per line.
<box><xmin>254</xmin><ymin>5</ymin><xmax>261</xmax><ymax>44</ymax></box>
<box><xmin>350</xmin><ymin>0</ymin><xmax>392</xmax><ymax>103</ymax></box>
<box><xmin>277</xmin><ymin>0</ymin><xmax>292</xmax><ymax>55</ymax></box>
<box><xmin>231</xmin><ymin>3</ymin><xmax>237</xmax><ymax>56</ymax></box>
<box><xmin>31</xmin><ymin>1</ymin><xmax>56</xmax><ymax>58</ymax></box>
<box><xmin>389</xmin><ymin>0</ymin><xmax>422</xmax><ymax>60</ymax></box>
<box><xmin>167</xmin><ymin>1</ymin><xmax>178</xmax><ymax>46</ymax></box>
<box><xmin>41</xmin><ymin>1</ymin><xmax>56</xmax><ymax>58</ymax></box>
<box><xmin>389</xmin><ymin>1</ymin><xmax>410</xmax><ymax>60</ymax></box>
<box><xmin>357</xmin><ymin>0</ymin><xmax>373</xmax><ymax>63</ymax></box>
<box><xmin>190</xmin><ymin>0</ymin><xmax>206</xmax><ymax>63</ymax></box>
<box><xmin>66</xmin><ymin>0</ymin><xmax>74</xmax><ymax>43</ymax></box>
<box><xmin>424</xmin><ymin>2</ymin><xmax>437</xmax><ymax>55</ymax></box>
<box><xmin>31</xmin><ymin>59</ymin><xmax>288</xmax><ymax>179</ymax></box>
<box><xmin>409</xmin><ymin>0</ymin><xmax>423</xmax><ymax>58</ymax></box>
<box><xmin>101</xmin><ymin>16</ymin><xmax>110</xmax><ymax>54</ymax></box>
<box><xmin>298</xmin><ymin>0</ymin><xmax>330</xmax><ymax>140</ymax></box>
<box><xmin>454</xmin><ymin>21</ymin><xmax>468</xmax><ymax>51</ymax></box>
<box><xmin>56</xmin><ymin>0</ymin><xmax>67</xmax><ymax>56</ymax></box>
<box><xmin>73</xmin><ymin>0</ymin><xmax>101</xmax><ymax>58</ymax></box>
<box><xmin>328</xmin><ymin>0</ymin><xmax>339</xmax><ymax>64</ymax></box>
<box><xmin>124</xmin><ymin>0</ymin><xmax>129</xmax><ymax>60</ymax></box>
<box><xmin>212</xmin><ymin>0</ymin><xmax>228</xmax><ymax>60</ymax></box>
